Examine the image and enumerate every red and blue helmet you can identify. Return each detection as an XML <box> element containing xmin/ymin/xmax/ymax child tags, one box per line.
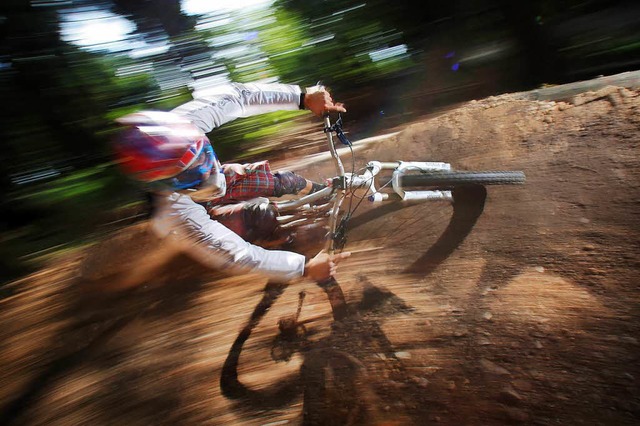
<box><xmin>114</xmin><ymin>111</ymin><xmax>223</xmax><ymax>193</ymax></box>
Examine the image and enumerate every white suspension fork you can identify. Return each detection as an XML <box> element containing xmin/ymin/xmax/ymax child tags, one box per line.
<box><xmin>366</xmin><ymin>161</ymin><xmax>454</xmax><ymax>203</ymax></box>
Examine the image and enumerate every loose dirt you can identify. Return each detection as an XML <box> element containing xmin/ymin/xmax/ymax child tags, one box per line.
<box><xmin>1</xmin><ymin>81</ymin><xmax>639</xmax><ymax>425</ymax></box>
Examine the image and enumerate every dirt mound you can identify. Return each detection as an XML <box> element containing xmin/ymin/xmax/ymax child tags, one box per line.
<box><xmin>1</xmin><ymin>84</ymin><xmax>639</xmax><ymax>425</ymax></box>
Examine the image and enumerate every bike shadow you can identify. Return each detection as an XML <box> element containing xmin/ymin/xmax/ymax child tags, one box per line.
<box><xmin>220</xmin><ymin>282</ymin><xmax>303</xmax><ymax>408</ymax></box>
<box><xmin>220</xmin><ymin>186</ymin><xmax>487</xmax><ymax>423</ymax></box>
<box><xmin>220</xmin><ymin>277</ymin><xmax>414</xmax><ymax>424</ymax></box>
<box><xmin>343</xmin><ymin>185</ymin><xmax>486</xmax><ymax>277</ymax></box>
<box><xmin>404</xmin><ymin>185</ymin><xmax>487</xmax><ymax>275</ymax></box>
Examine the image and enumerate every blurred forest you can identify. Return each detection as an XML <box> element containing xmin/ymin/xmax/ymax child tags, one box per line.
<box><xmin>1</xmin><ymin>0</ymin><xmax>638</xmax><ymax>282</ymax></box>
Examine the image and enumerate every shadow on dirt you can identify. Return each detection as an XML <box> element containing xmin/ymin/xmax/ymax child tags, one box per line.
<box><xmin>343</xmin><ymin>185</ymin><xmax>487</xmax><ymax>277</ymax></box>
<box><xmin>404</xmin><ymin>185</ymin><xmax>487</xmax><ymax>275</ymax></box>
<box><xmin>220</xmin><ymin>275</ymin><xmax>415</xmax><ymax>425</ymax></box>
<box><xmin>220</xmin><ymin>281</ymin><xmax>303</xmax><ymax>408</ymax></box>
<box><xmin>218</xmin><ymin>185</ymin><xmax>488</xmax><ymax>423</ymax></box>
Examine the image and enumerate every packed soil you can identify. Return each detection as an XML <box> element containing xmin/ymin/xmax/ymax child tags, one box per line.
<box><xmin>1</xmin><ymin>80</ymin><xmax>639</xmax><ymax>425</ymax></box>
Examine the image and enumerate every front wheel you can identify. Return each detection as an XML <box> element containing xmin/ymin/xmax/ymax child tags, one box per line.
<box><xmin>401</xmin><ymin>170</ymin><xmax>525</xmax><ymax>187</ymax></box>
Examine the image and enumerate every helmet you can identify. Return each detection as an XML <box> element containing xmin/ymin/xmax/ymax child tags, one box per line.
<box><xmin>114</xmin><ymin>111</ymin><xmax>226</xmax><ymax>196</ymax></box>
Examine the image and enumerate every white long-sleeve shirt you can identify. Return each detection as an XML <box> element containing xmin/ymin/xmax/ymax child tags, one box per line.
<box><xmin>150</xmin><ymin>83</ymin><xmax>307</xmax><ymax>282</ymax></box>
<box><xmin>172</xmin><ymin>82</ymin><xmax>302</xmax><ymax>133</ymax></box>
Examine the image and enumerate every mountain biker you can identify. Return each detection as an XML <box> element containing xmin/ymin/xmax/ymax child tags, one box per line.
<box><xmin>113</xmin><ymin>82</ymin><xmax>350</xmax><ymax>283</ymax></box>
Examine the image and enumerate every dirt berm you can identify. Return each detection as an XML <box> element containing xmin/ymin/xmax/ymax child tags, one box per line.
<box><xmin>1</xmin><ymin>75</ymin><xmax>639</xmax><ymax>425</ymax></box>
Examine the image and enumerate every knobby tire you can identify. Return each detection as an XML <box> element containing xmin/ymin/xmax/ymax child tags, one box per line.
<box><xmin>401</xmin><ymin>170</ymin><xmax>525</xmax><ymax>187</ymax></box>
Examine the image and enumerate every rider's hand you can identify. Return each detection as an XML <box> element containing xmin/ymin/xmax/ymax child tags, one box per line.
<box><xmin>221</xmin><ymin>163</ymin><xmax>246</xmax><ymax>176</ymax></box>
<box><xmin>303</xmin><ymin>88</ymin><xmax>346</xmax><ymax>117</ymax></box>
<box><xmin>304</xmin><ymin>250</ymin><xmax>351</xmax><ymax>282</ymax></box>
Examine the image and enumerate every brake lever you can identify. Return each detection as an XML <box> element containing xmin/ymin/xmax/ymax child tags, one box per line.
<box><xmin>324</xmin><ymin>114</ymin><xmax>352</xmax><ymax>146</ymax></box>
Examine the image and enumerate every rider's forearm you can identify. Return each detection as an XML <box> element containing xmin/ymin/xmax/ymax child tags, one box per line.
<box><xmin>151</xmin><ymin>193</ymin><xmax>306</xmax><ymax>282</ymax></box>
<box><xmin>171</xmin><ymin>82</ymin><xmax>302</xmax><ymax>133</ymax></box>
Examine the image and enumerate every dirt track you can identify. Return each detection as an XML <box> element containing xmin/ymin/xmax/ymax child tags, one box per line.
<box><xmin>1</xmin><ymin>81</ymin><xmax>640</xmax><ymax>425</ymax></box>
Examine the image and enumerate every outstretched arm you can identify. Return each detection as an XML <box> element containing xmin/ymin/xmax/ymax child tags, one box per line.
<box><xmin>171</xmin><ymin>82</ymin><xmax>346</xmax><ymax>133</ymax></box>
